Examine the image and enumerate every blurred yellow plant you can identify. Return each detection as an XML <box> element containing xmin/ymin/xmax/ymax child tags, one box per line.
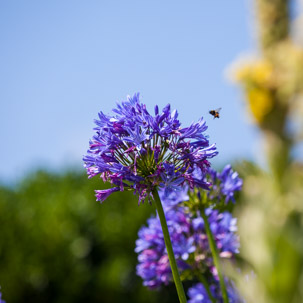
<box><xmin>230</xmin><ymin>58</ymin><xmax>275</xmax><ymax>123</ymax></box>
<box><xmin>234</xmin><ymin>59</ymin><xmax>273</xmax><ymax>86</ymax></box>
<box><xmin>247</xmin><ymin>87</ymin><xmax>273</xmax><ymax>123</ymax></box>
<box><xmin>226</xmin><ymin>1</ymin><xmax>303</xmax><ymax>302</ymax></box>
<box><xmin>230</xmin><ymin>41</ymin><xmax>303</xmax><ymax>125</ymax></box>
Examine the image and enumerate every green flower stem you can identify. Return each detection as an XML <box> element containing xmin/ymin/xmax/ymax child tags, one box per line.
<box><xmin>152</xmin><ymin>190</ymin><xmax>187</xmax><ymax>303</ymax></box>
<box><xmin>200</xmin><ymin>206</ymin><xmax>229</xmax><ymax>303</ymax></box>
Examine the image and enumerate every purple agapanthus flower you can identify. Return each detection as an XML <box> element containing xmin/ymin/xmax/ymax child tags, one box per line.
<box><xmin>188</xmin><ymin>283</ymin><xmax>213</xmax><ymax>303</ymax></box>
<box><xmin>0</xmin><ymin>289</ymin><xmax>5</xmax><ymax>303</ymax></box>
<box><xmin>83</xmin><ymin>93</ymin><xmax>218</xmax><ymax>203</ymax></box>
<box><xmin>188</xmin><ymin>281</ymin><xmax>244</xmax><ymax>303</ymax></box>
<box><xmin>135</xmin><ymin>187</ymin><xmax>239</xmax><ymax>289</ymax></box>
<box><xmin>135</xmin><ymin>206</ymin><xmax>194</xmax><ymax>288</ymax></box>
<box><xmin>207</xmin><ymin>165</ymin><xmax>243</xmax><ymax>203</ymax></box>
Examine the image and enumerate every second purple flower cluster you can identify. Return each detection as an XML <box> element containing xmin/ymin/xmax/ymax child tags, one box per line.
<box><xmin>135</xmin><ymin>164</ymin><xmax>243</xmax><ymax>301</ymax></box>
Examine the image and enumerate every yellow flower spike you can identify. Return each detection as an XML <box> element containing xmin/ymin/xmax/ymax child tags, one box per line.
<box><xmin>251</xmin><ymin>60</ymin><xmax>273</xmax><ymax>85</ymax></box>
<box><xmin>247</xmin><ymin>88</ymin><xmax>274</xmax><ymax>123</ymax></box>
<box><xmin>232</xmin><ymin>59</ymin><xmax>273</xmax><ymax>88</ymax></box>
<box><xmin>233</xmin><ymin>64</ymin><xmax>252</xmax><ymax>82</ymax></box>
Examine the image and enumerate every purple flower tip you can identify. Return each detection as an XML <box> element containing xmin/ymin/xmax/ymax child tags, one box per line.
<box><xmin>95</xmin><ymin>187</ymin><xmax>120</xmax><ymax>203</ymax></box>
<box><xmin>0</xmin><ymin>289</ymin><xmax>5</xmax><ymax>303</ymax></box>
<box><xmin>208</xmin><ymin>164</ymin><xmax>243</xmax><ymax>204</ymax></box>
<box><xmin>188</xmin><ymin>281</ymin><xmax>244</xmax><ymax>303</ymax></box>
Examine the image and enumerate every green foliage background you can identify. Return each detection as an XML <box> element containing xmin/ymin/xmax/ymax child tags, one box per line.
<box><xmin>0</xmin><ymin>170</ymin><xmax>178</xmax><ymax>303</ymax></box>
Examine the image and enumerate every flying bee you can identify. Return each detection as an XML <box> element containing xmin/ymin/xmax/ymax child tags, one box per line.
<box><xmin>209</xmin><ymin>108</ymin><xmax>221</xmax><ymax>119</ymax></box>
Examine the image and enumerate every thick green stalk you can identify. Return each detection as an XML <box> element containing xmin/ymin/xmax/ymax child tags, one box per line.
<box><xmin>152</xmin><ymin>190</ymin><xmax>187</xmax><ymax>303</ymax></box>
<box><xmin>200</xmin><ymin>207</ymin><xmax>229</xmax><ymax>303</ymax></box>
<box><xmin>256</xmin><ymin>0</ymin><xmax>289</xmax><ymax>52</ymax></box>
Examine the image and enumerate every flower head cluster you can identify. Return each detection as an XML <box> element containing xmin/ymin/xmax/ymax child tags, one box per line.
<box><xmin>83</xmin><ymin>93</ymin><xmax>218</xmax><ymax>203</ymax></box>
<box><xmin>188</xmin><ymin>281</ymin><xmax>244</xmax><ymax>303</ymax></box>
<box><xmin>207</xmin><ymin>165</ymin><xmax>243</xmax><ymax>204</ymax></box>
<box><xmin>135</xmin><ymin>187</ymin><xmax>239</xmax><ymax>289</ymax></box>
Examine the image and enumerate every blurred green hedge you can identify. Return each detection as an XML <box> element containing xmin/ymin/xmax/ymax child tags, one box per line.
<box><xmin>0</xmin><ymin>170</ymin><xmax>178</xmax><ymax>303</ymax></box>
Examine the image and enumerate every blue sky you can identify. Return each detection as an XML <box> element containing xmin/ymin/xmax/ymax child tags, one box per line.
<box><xmin>0</xmin><ymin>0</ymin><xmax>259</xmax><ymax>183</ymax></box>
